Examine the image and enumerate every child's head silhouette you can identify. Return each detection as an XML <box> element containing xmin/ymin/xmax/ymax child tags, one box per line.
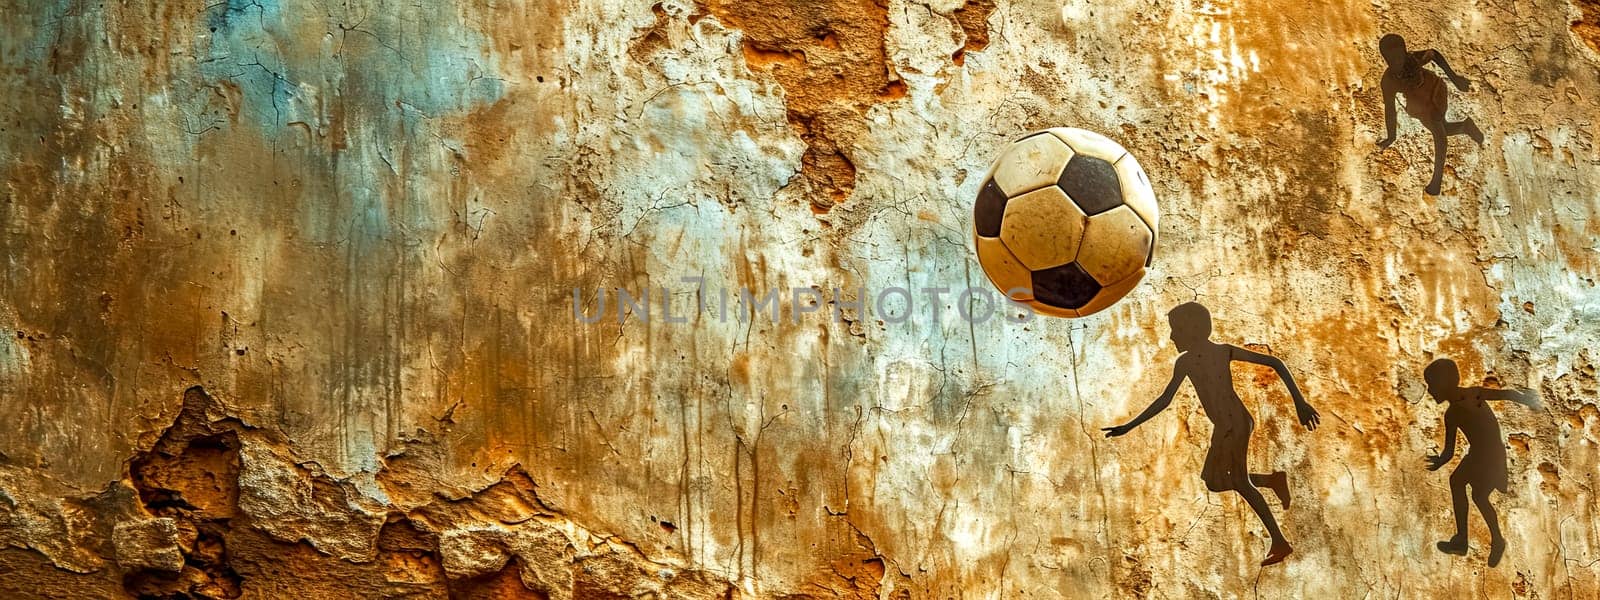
<box><xmin>1167</xmin><ymin>302</ymin><xmax>1212</xmax><ymax>352</ymax></box>
<box><xmin>1424</xmin><ymin>358</ymin><xmax>1460</xmax><ymax>402</ymax></box>
<box><xmin>1379</xmin><ymin>34</ymin><xmax>1409</xmax><ymax>67</ymax></box>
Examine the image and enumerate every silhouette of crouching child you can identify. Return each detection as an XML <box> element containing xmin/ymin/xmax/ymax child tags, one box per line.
<box><xmin>1422</xmin><ymin>358</ymin><xmax>1540</xmax><ymax>567</ymax></box>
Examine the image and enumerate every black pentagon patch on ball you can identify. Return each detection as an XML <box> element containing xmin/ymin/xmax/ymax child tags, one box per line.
<box><xmin>974</xmin><ymin>179</ymin><xmax>1008</xmax><ymax>237</ymax></box>
<box><xmin>1032</xmin><ymin>262</ymin><xmax>1100</xmax><ymax>310</ymax></box>
<box><xmin>1057</xmin><ymin>155</ymin><xmax>1123</xmax><ymax>216</ymax></box>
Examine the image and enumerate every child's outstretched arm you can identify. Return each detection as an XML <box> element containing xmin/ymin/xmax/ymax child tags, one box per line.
<box><xmin>1477</xmin><ymin>387</ymin><xmax>1542</xmax><ymax>410</ymax></box>
<box><xmin>1103</xmin><ymin>361</ymin><xmax>1187</xmax><ymax>437</ymax></box>
<box><xmin>1419</xmin><ymin>49</ymin><xmax>1470</xmax><ymax>91</ymax></box>
<box><xmin>1426</xmin><ymin>411</ymin><xmax>1460</xmax><ymax>471</ymax></box>
<box><xmin>1377</xmin><ymin>79</ymin><xmax>1400</xmax><ymax>149</ymax></box>
<box><xmin>1230</xmin><ymin>346</ymin><xmax>1321</xmax><ymax>430</ymax></box>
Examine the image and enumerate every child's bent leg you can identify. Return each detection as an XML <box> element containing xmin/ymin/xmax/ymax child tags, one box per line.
<box><xmin>1445</xmin><ymin>119</ymin><xmax>1484</xmax><ymax>144</ymax></box>
<box><xmin>1472</xmin><ymin>486</ymin><xmax>1507</xmax><ymax>566</ymax></box>
<box><xmin>1249</xmin><ymin>472</ymin><xmax>1290</xmax><ymax>508</ymax></box>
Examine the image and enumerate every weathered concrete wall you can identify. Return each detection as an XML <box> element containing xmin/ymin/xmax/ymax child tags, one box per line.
<box><xmin>1</xmin><ymin>0</ymin><xmax>1597</xmax><ymax>597</ymax></box>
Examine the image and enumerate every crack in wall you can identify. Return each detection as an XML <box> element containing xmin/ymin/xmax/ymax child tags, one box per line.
<box><xmin>0</xmin><ymin>387</ymin><xmax>775</xmax><ymax>598</ymax></box>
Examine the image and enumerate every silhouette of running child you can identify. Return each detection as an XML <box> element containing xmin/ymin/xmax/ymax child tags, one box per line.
<box><xmin>1103</xmin><ymin>302</ymin><xmax>1320</xmax><ymax>566</ymax></box>
<box><xmin>1376</xmin><ymin>33</ymin><xmax>1484</xmax><ymax>195</ymax></box>
<box><xmin>1422</xmin><ymin>358</ymin><xmax>1540</xmax><ymax>567</ymax></box>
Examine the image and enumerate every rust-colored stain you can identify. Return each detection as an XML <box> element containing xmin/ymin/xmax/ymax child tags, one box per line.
<box><xmin>951</xmin><ymin>0</ymin><xmax>997</xmax><ymax>64</ymax></box>
<box><xmin>700</xmin><ymin>0</ymin><xmax>893</xmax><ymax>213</ymax></box>
<box><xmin>700</xmin><ymin>0</ymin><xmax>997</xmax><ymax>213</ymax></box>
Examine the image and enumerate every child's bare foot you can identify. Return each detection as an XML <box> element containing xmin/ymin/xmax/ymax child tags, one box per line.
<box><xmin>1488</xmin><ymin>538</ymin><xmax>1506</xmax><ymax>567</ymax></box>
<box><xmin>1465</xmin><ymin>119</ymin><xmax>1484</xmax><ymax>145</ymax></box>
<box><xmin>1436</xmin><ymin>536</ymin><xmax>1468</xmax><ymax>556</ymax></box>
<box><xmin>1264</xmin><ymin>471</ymin><xmax>1291</xmax><ymax>509</ymax></box>
<box><xmin>1261</xmin><ymin>541</ymin><xmax>1293</xmax><ymax>566</ymax></box>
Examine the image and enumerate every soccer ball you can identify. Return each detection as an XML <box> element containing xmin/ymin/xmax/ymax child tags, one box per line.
<box><xmin>972</xmin><ymin>128</ymin><xmax>1158</xmax><ymax>318</ymax></box>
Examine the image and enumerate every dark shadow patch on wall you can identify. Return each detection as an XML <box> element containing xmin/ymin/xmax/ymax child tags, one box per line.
<box><xmin>451</xmin><ymin>557</ymin><xmax>550</xmax><ymax>600</ymax></box>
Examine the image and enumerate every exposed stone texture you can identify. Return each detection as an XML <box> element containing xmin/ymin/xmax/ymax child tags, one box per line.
<box><xmin>1</xmin><ymin>0</ymin><xmax>1599</xmax><ymax>598</ymax></box>
<box><xmin>439</xmin><ymin>528</ymin><xmax>514</xmax><ymax>581</ymax></box>
<box><xmin>112</xmin><ymin>518</ymin><xmax>185</xmax><ymax>573</ymax></box>
<box><xmin>235</xmin><ymin>440</ymin><xmax>387</xmax><ymax>562</ymax></box>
